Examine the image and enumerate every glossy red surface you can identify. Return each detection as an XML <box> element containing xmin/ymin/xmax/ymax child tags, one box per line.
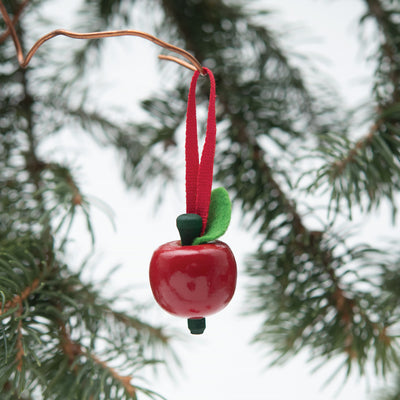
<box><xmin>149</xmin><ymin>240</ymin><xmax>237</xmax><ymax>318</ymax></box>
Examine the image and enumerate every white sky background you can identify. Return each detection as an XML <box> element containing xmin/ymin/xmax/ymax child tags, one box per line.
<box><xmin>38</xmin><ymin>0</ymin><xmax>396</xmax><ymax>399</ymax></box>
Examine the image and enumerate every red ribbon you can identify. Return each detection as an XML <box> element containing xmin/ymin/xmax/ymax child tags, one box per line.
<box><xmin>185</xmin><ymin>67</ymin><xmax>216</xmax><ymax>233</ymax></box>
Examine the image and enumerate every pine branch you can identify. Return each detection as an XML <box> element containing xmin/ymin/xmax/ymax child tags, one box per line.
<box><xmin>330</xmin><ymin>122</ymin><xmax>379</xmax><ymax>178</ymax></box>
<box><xmin>238</xmin><ymin>141</ymin><xmax>376</xmax><ymax>361</ymax></box>
<box><xmin>0</xmin><ymin>246</ymin><xmax>173</xmax><ymax>398</ymax></box>
<box><xmin>239</xmin><ymin>145</ymin><xmax>385</xmax><ymax>368</ymax></box>
<box><xmin>248</xmin><ymin>239</ymin><xmax>399</xmax><ymax>375</ymax></box>
<box><xmin>52</xmin><ymin>98</ymin><xmax>178</xmax><ymax>190</ymax></box>
<box><xmin>3</xmin><ymin>381</ymin><xmax>35</xmax><ymax>400</ymax></box>
<box><xmin>106</xmin><ymin>309</ymin><xmax>171</xmax><ymax>345</ymax></box>
<box><xmin>59</xmin><ymin>322</ymin><xmax>137</xmax><ymax>398</ymax></box>
<box><xmin>374</xmin><ymin>375</ymin><xmax>400</xmax><ymax>400</ymax></box>
<box><xmin>0</xmin><ymin>278</ymin><xmax>40</xmax><ymax>316</ymax></box>
<box><xmin>310</xmin><ymin>111</ymin><xmax>400</xmax><ymax>217</ymax></box>
<box><xmin>0</xmin><ymin>5</ymin><xmax>175</xmax><ymax>398</ymax></box>
<box><xmin>15</xmin><ymin>305</ymin><xmax>23</xmax><ymax>372</ymax></box>
<box><xmin>308</xmin><ymin>0</ymin><xmax>400</xmax><ymax>216</ymax></box>
<box><xmin>364</xmin><ymin>0</ymin><xmax>400</xmax><ymax>102</ymax></box>
<box><xmin>88</xmin><ymin>352</ymin><xmax>136</xmax><ymax>398</ymax></box>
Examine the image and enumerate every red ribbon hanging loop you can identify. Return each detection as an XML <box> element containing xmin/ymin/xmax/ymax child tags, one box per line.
<box><xmin>185</xmin><ymin>67</ymin><xmax>216</xmax><ymax>233</ymax></box>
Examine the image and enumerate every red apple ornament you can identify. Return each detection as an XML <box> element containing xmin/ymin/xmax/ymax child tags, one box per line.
<box><xmin>150</xmin><ymin>207</ymin><xmax>237</xmax><ymax>334</ymax></box>
<box><xmin>149</xmin><ymin>69</ymin><xmax>236</xmax><ymax>334</ymax></box>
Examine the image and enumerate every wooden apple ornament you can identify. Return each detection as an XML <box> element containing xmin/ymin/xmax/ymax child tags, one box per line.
<box><xmin>149</xmin><ymin>68</ymin><xmax>237</xmax><ymax>334</ymax></box>
<box><xmin>150</xmin><ymin>192</ymin><xmax>237</xmax><ymax>334</ymax></box>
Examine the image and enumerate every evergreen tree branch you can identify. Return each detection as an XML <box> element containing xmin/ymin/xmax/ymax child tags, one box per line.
<box><xmin>237</xmin><ymin>135</ymin><xmax>390</xmax><ymax>369</ymax></box>
<box><xmin>105</xmin><ymin>309</ymin><xmax>171</xmax><ymax>345</ymax></box>
<box><xmin>364</xmin><ymin>0</ymin><xmax>400</xmax><ymax>102</ymax></box>
<box><xmin>0</xmin><ymin>278</ymin><xmax>40</xmax><ymax>316</ymax></box>
<box><xmin>374</xmin><ymin>375</ymin><xmax>400</xmax><ymax>400</ymax></box>
<box><xmin>3</xmin><ymin>381</ymin><xmax>35</xmax><ymax>400</ymax></box>
<box><xmin>307</xmin><ymin>0</ymin><xmax>400</xmax><ymax>216</ymax></box>
<box><xmin>52</xmin><ymin>99</ymin><xmax>178</xmax><ymax>190</ymax></box>
<box><xmin>0</xmin><ymin>246</ymin><xmax>173</xmax><ymax>398</ymax></box>
<box><xmin>15</xmin><ymin>305</ymin><xmax>23</xmax><ymax>372</ymax></box>
<box><xmin>59</xmin><ymin>321</ymin><xmax>80</xmax><ymax>368</ymax></box>
<box><xmin>0</xmin><ymin>4</ymin><xmax>175</xmax><ymax>398</ymax></box>
<box><xmin>59</xmin><ymin>322</ymin><xmax>137</xmax><ymax>398</ymax></box>
<box><xmin>87</xmin><ymin>351</ymin><xmax>136</xmax><ymax>398</ymax></box>
<box><xmin>309</xmin><ymin>110</ymin><xmax>400</xmax><ymax>216</ymax></box>
<box><xmin>329</xmin><ymin>122</ymin><xmax>379</xmax><ymax>178</ymax></box>
<box><xmin>59</xmin><ymin>268</ymin><xmax>173</xmax><ymax>347</ymax></box>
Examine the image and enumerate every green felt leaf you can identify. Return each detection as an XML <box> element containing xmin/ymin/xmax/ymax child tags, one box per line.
<box><xmin>193</xmin><ymin>187</ymin><xmax>232</xmax><ymax>245</ymax></box>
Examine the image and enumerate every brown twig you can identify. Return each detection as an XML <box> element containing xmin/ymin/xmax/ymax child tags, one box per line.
<box><xmin>59</xmin><ymin>322</ymin><xmax>81</xmax><ymax>369</ymax></box>
<box><xmin>88</xmin><ymin>352</ymin><xmax>136</xmax><ymax>397</ymax></box>
<box><xmin>0</xmin><ymin>278</ymin><xmax>40</xmax><ymax>371</ymax></box>
<box><xmin>332</xmin><ymin>121</ymin><xmax>380</xmax><ymax>176</ymax></box>
<box><xmin>1</xmin><ymin>280</ymin><xmax>40</xmax><ymax>371</ymax></box>
<box><xmin>15</xmin><ymin>305</ymin><xmax>24</xmax><ymax>371</ymax></box>
<box><xmin>59</xmin><ymin>322</ymin><xmax>136</xmax><ymax>397</ymax></box>
<box><xmin>0</xmin><ymin>0</ymin><xmax>204</xmax><ymax>74</ymax></box>
<box><xmin>0</xmin><ymin>278</ymin><xmax>40</xmax><ymax>316</ymax></box>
